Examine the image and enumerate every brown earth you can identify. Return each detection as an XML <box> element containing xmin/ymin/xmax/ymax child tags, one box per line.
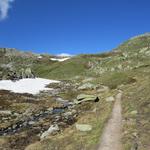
<box><xmin>98</xmin><ymin>92</ymin><xmax>123</xmax><ymax>150</ymax></box>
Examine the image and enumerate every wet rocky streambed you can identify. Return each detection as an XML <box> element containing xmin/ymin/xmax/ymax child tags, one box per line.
<box><xmin>0</xmin><ymin>103</ymin><xmax>78</xmax><ymax>136</ymax></box>
<box><xmin>0</xmin><ymin>81</ymin><xmax>101</xmax><ymax>149</ymax></box>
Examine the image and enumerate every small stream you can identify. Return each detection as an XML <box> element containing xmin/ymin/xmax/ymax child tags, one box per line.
<box><xmin>0</xmin><ymin>106</ymin><xmax>69</xmax><ymax>136</ymax></box>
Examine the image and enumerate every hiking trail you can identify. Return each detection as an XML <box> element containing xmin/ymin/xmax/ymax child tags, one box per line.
<box><xmin>98</xmin><ymin>91</ymin><xmax>123</xmax><ymax>150</ymax></box>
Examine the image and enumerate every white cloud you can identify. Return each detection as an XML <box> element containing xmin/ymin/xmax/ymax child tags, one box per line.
<box><xmin>56</xmin><ymin>53</ymin><xmax>73</xmax><ymax>57</ymax></box>
<box><xmin>0</xmin><ymin>0</ymin><xmax>15</xmax><ymax>20</ymax></box>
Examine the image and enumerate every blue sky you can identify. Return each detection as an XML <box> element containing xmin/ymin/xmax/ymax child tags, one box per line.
<box><xmin>0</xmin><ymin>0</ymin><xmax>150</xmax><ymax>55</ymax></box>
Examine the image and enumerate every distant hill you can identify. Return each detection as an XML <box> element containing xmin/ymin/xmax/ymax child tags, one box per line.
<box><xmin>1</xmin><ymin>33</ymin><xmax>150</xmax><ymax>80</ymax></box>
<box><xmin>114</xmin><ymin>33</ymin><xmax>150</xmax><ymax>52</ymax></box>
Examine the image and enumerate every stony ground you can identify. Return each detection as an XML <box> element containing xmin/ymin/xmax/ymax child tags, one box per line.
<box><xmin>0</xmin><ymin>80</ymin><xmax>114</xmax><ymax>150</ymax></box>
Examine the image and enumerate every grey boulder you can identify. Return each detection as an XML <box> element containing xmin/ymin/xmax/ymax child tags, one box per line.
<box><xmin>76</xmin><ymin>124</ymin><xmax>92</xmax><ymax>132</ymax></box>
<box><xmin>78</xmin><ymin>83</ymin><xmax>96</xmax><ymax>90</ymax></box>
<box><xmin>74</xmin><ymin>94</ymin><xmax>99</xmax><ymax>104</ymax></box>
<box><xmin>40</xmin><ymin>124</ymin><xmax>59</xmax><ymax>139</ymax></box>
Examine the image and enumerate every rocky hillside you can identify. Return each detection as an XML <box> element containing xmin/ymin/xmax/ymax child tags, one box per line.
<box><xmin>114</xmin><ymin>33</ymin><xmax>150</xmax><ymax>52</ymax></box>
<box><xmin>0</xmin><ymin>48</ymin><xmax>71</xmax><ymax>80</ymax></box>
<box><xmin>1</xmin><ymin>33</ymin><xmax>150</xmax><ymax>80</ymax></box>
<box><xmin>0</xmin><ymin>33</ymin><xmax>150</xmax><ymax>150</ymax></box>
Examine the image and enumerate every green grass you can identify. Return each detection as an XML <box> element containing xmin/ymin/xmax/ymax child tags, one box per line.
<box><xmin>114</xmin><ymin>33</ymin><xmax>150</xmax><ymax>52</ymax></box>
<box><xmin>32</xmin><ymin>56</ymin><xmax>89</xmax><ymax>80</ymax></box>
<box><xmin>91</xmin><ymin>71</ymin><xmax>136</xmax><ymax>89</ymax></box>
<box><xmin>121</xmin><ymin>68</ymin><xmax>150</xmax><ymax>150</ymax></box>
<box><xmin>25</xmin><ymin>91</ymin><xmax>114</xmax><ymax>150</ymax></box>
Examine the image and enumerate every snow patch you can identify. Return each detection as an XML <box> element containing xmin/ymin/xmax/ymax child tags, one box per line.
<box><xmin>0</xmin><ymin>78</ymin><xmax>60</xmax><ymax>94</ymax></box>
<box><xmin>37</xmin><ymin>56</ymin><xmax>42</xmax><ymax>59</ymax></box>
<box><xmin>50</xmin><ymin>57</ymin><xmax>70</xmax><ymax>62</ymax></box>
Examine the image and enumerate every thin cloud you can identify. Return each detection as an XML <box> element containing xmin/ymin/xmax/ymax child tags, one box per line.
<box><xmin>0</xmin><ymin>0</ymin><xmax>15</xmax><ymax>20</ymax></box>
<box><xmin>57</xmin><ymin>53</ymin><xmax>73</xmax><ymax>57</ymax></box>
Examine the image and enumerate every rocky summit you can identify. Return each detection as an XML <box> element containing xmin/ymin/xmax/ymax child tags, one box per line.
<box><xmin>0</xmin><ymin>33</ymin><xmax>150</xmax><ymax>150</ymax></box>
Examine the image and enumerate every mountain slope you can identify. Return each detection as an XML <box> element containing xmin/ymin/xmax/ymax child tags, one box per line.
<box><xmin>0</xmin><ymin>33</ymin><xmax>150</xmax><ymax>150</ymax></box>
<box><xmin>114</xmin><ymin>33</ymin><xmax>150</xmax><ymax>52</ymax></box>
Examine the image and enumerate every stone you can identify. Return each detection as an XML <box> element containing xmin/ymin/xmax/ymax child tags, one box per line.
<box><xmin>25</xmin><ymin>68</ymin><xmax>34</xmax><ymax>78</ymax></box>
<box><xmin>65</xmin><ymin>116</ymin><xmax>76</xmax><ymax>125</ymax></box>
<box><xmin>71</xmin><ymin>109</ymin><xmax>77</xmax><ymax>114</ymax></box>
<box><xmin>117</xmin><ymin>64</ymin><xmax>123</xmax><ymax>70</ymax></box>
<box><xmin>99</xmin><ymin>67</ymin><xmax>107</xmax><ymax>74</ymax></box>
<box><xmin>122</xmin><ymin>52</ymin><xmax>128</xmax><ymax>58</ymax></box>
<box><xmin>74</xmin><ymin>94</ymin><xmax>99</xmax><ymax>104</ymax></box>
<box><xmin>63</xmin><ymin>111</ymin><xmax>72</xmax><ymax>117</ymax></box>
<box><xmin>47</xmin><ymin>108</ymin><xmax>53</xmax><ymax>112</ymax></box>
<box><xmin>55</xmin><ymin>97</ymin><xmax>69</xmax><ymax>104</ymax></box>
<box><xmin>52</xmin><ymin>108</ymin><xmax>65</xmax><ymax>114</ymax></box>
<box><xmin>54</xmin><ymin>115</ymin><xmax>61</xmax><ymax>122</ymax></box>
<box><xmin>139</xmin><ymin>47</ymin><xmax>148</xmax><ymax>53</ymax></box>
<box><xmin>77</xmin><ymin>94</ymin><xmax>97</xmax><ymax>100</ymax></box>
<box><xmin>0</xmin><ymin>110</ymin><xmax>12</xmax><ymax>115</ymax></box>
<box><xmin>145</xmin><ymin>50</ymin><xmax>150</xmax><ymax>56</ymax></box>
<box><xmin>130</xmin><ymin>110</ymin><xmax>138</xmax><ymax>115</ymax></box>
<box><xmin>40</xmin><ymin>124</ymin><xmax>59</xmax><ymax>139</ymax></box>
<box><xmin>12</xmin><ymin>124</ymin><xmax>17</xmax><ymax>129</ymax></box>
<box><xmin>82</xmin><ymin>78</ymin><xmax>94</xmax><ymax>83</ymax></box>
<box><xmin>97</xmin><ymin>86</ymin><xmax>109</xmax><ymax>93</ymax></box>
<box><xmin>106</xmin><ymin>96</ymin><xmax>115</xmax><ymax>102</ymax></box>
<box><xmin>111</xmin><ymin>67</ymin><xmax>115</xmax><ymax>71</ymax></box>
<box><xmin>78</xmin><ymin>83</ymin><xmax>96</xmax><ymax>90</ymax></box>
<box><xmin>132</xmin><ymin>132</ymin><xmax>138</xmax><ymax>137</ymax></box>
<box><xmin>20</xmin><ymin>68</ymin><xmax>25</xmax><ymax>78</ymax></box>
<box><xmin>13</xmin><ymin>112</ymin><xmax>19</xmax><ymax>116</ymax></box>
<box><xmin>28</xmin><ymin>121</ymin><xmax>35</xmax><ymax>125</ymax></box>
<box><xmin>75</xmin><ymin>124</ymin><xmax>92</xmax><ymax>132</ymax></box>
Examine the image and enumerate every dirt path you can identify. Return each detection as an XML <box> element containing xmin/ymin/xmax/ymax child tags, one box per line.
<box><xmin>98</xmin><ymin>92</ymin><xmax>123</xmax><ymax>150</ymax></box>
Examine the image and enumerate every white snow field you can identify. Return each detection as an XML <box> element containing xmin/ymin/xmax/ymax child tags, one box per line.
<box><xmin>50</xmin><ymin>57</ymin><xmax>70</xmax><ymax>62</ymax></box>
<box><xmin>0</xmin><ymin>78</ymin><xmax>60</xmax><ymax>94</ymax></box>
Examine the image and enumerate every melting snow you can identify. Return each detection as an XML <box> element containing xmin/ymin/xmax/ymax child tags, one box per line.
<box><xmin>50</xmin><ymin>57</ymin><xmax>70</xmax><ymax>62</ymax></box>
<box><xmin>0</xmin><ymin>78</ymin><xmax>60</xmax><ymax>94</ymax></box>
<box><xmin>37</xmin><ymin>56</ymin><xmax>42</xmax><ymax>59</ymax></box>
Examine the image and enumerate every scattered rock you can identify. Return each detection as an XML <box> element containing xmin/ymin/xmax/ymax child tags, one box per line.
<box><xmin>55</xmin><ymin>97</ymin><xmax>69</xmax><ymax>103</ymax></box>
<box><xmin>0</xmin><ymin>110</ymin><xmax>12</xmax><ymax>115</ymax></box>
<box><xmin>97</xmin><ymin>85</ymin><xmax>109</xmax><ymax>93</ymax></box>
<box><xmin>75</xmin><ymin>124</ymin><xmax>92</xmax><ymax>132</ymax></box>
<box><xmin>98</xmin><ymin>67</ymin><xmax>107</xmax><ymax>74</ymax></box>
<box><xmin>122</xmin><ymin>52</ymin><xmax>128</xmax><ymax>58</ymax></box>
<box><xmin>111</xmin><ymin>67</ymin><xmax>115</xmax><ymax>71</ymax></box>
<box><xmin>132</xmin><ymin>132</ymin><xmax>138</xmax><ymax>137</ymax></box>
<box><xmin>106</xmin><ymin>96</ymin><xmax>115</xmax><ymax>102</ymax></box>
<box><xmin>74</xmin><ymin>94</ymin><xmax>99</xmax><ymax>104</ymax></box>
<box><xmin>46</xmin><ymin>108</ymin><xmax>53</xmax><ymax>112</ymax></box>
<box><xmin>82</xmin><ymin>78</ymin><xmax>94</xmax><ymax>83</ymax></box>
<box><xmin>117</xmin><ymin>64</ymin><xmax>123</xmax><ymax>70</ymax></box>
<box><xmin>52</xmin><ymin>107</ymin><xmax>65</xmax><ymax>114</ymax></box>
<box><xmin>139</xmin><ymin>47</ymin><xmax>148</xmax><ymax>53</ymax></box>
<box><xmin>130</xmin><ymin>110</ymin><xmax>138</xmax><ymax>115</ymax></box>
<box><xmin>78</xmin><ymin>83</ymin><xmax>96</xmax><ymax>90</ymax></box>
<box><xmin>40</xmin><ymin>124</ymin><xmax>59</xmax><ymax>139</ymax></box>
<box><xmin>28</xmin><ymin>121</ymin><xmax>35</xmax><ymax>125</ymax></box>
<box><xmin>24</xmin><ymin>68</ymin><xmax>35</xmax><ymax>78</ymax></box>
<box><xmin>63</xmin><ymin>111</ymin><xmax>72</xmax><ymax>117</ymax></box>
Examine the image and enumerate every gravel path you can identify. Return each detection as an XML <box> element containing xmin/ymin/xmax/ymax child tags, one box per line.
<box><xmin>98</xmin><ymin>92</ymin><xmax>123</xmax><ymax>150</ymax></box>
